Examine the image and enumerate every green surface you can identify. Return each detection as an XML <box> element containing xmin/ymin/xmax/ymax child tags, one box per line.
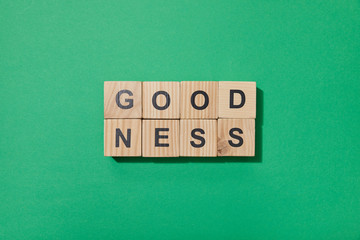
<box><xmin>1</xmin><ymin>0</ymin><xmax>360</xmax><ymax>239</ymax></box>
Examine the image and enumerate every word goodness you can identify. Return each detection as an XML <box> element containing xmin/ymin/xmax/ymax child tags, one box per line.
<box><xmin>104</xmin><ymin>81</ymin><xmax>256</xmax><ymax>157</ymax></box>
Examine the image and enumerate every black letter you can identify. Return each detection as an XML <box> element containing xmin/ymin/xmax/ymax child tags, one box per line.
<box><xmin>155</xmin><ymin>128</ymin><xmax>169</xmax><ymax>147</ymax></box>
<box><xmin>228</xmin><ymin>128</ymin><xmax>243</xmax><ymax>147</ymax></box>
<box><xmin>152</xmin><ymin>91</ymin><xmax>171</xmax><ymax>110</ymax></box>
<box><xmin>190</xmin><ymin>128</ymin><xmax>205</xmax><ymax>148</ymax></box>
<box><xmin>116</xmin><ymin>128</ymin><xmax>131</xmax><ymax>148</ymax></box>
<box><xmin>116</xmin><ymin>90</ymin><xmax>133</xmax><ymax>109</ymax></box>
<box><xmin>230</xmin><ymin>90</ymin><xmax>245</xmax><ymax>108</ymax></box>
<box><xmin>191</xmin><ymin>91</ymin><xmax>209</xmax><ymax>110</ymax></box>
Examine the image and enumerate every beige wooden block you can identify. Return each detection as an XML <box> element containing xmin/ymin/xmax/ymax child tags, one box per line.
<box><xmin>104</xmin><ymin>119</ymin><xmax>142</xmax><ymax>156</ymax></box>
<box><xmin>142</xmin><ymin>120</ymin><xmax>179</xmax><ymax>157</ymax></box>
<box><xmin>218</xmin><ymin>81</ymin><xmax>256</xmax><ymax>119</ymax></box>
<box><xmin>142</xmin><ymin>82</ymin><xmax>180</xmax><ymax>119</ymax></box>
<box><xmin>104</xmin><ymin>81</ymin><xmax>142</xmax><ymax>118</ymax></box>
<box><xmin>180</xmin><ymin>81</ymin><xmax>218</xmax><ymax>119</ymax></box>
<box><xmin>180</xmin><ymin>120</ymin><xmax>217</xmax><ymax>157</ymax></box>
<box><xmin>217</xmin><ymin>119</ymin><xmax>255</xmax><ymax>156</ymax></box>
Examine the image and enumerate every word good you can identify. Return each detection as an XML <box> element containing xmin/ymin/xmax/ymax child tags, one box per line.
<box><xmin>104</xmin><ymin>81</ymin><xmax>256</xmax><ymax>157</ymax></box>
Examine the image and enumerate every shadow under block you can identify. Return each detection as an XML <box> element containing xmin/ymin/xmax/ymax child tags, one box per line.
<box><xmin>142</xmin><ymin>82</ymin><xmax>180</xmax><ymax>119</ymax></box>
<box><xmin>104</xmin><ymin>119</ymin><xmax>142</xmax><ymax>156</ymax></box>
<box><xmin>180</xmin><ymin>81</ymin><xmax>218</xmax><ymax>119</ymax></box>
<box><xmin>218</xmin><ymin>81</ymin><xmax>256</xmax><ymax>119</ymax></box>
<box><xmin>142</xmin><ymin>120</ymin><xmax>180</xmax><ymax>157</ymax></box>
<box><xmin>104</xmin><ymin>81</ymin><xmax>142</xmax><ymax>119</ymax></box>
<box><xmin>217</xmin><ymin>119</ymin><xmax>255</xmax><ymax>156</ymax></box>
<box><xmin>180</xmin><ymin>120</ymin><xmax>217</xmax><ymax>157</ymax></box>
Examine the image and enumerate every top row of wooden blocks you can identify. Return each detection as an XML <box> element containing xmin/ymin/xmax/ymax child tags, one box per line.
<box><xmin>104</xmin><ymin>81</ymin><xmax>256</xmax><ymax>119</ymax></box>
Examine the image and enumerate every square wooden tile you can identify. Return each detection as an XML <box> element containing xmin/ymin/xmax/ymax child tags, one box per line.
<box><xmin>143</xmin><ymin>82</ymin><xmax>180</xmax><ymax>119</ymax></box>
<box><xmin>180</xmin><ymin>81</ymin><xmax>218</xmax><ymax>119</ymax></box>
<box><xmin>180</xmin><ymin>120</ymin><xmax>217</xmax><ymax>157</ymax></box>
<box><xmin>104</xmin><ymin>119</ymin><xmax>142</xmax><ymax>156</ymax></box>
<box><xmin>217</xmin><ymin>119</ymin><xmax>255</xmax><ymax>156</ymax></box>
<box><xmin>142</xmin><ymin>120</ymin><xmax>179</xmax><ymax>157</ymax></box>
<box><xmin>104</xmin><ymin>81</ymin><xmax>142</xmax><ymax>119</ymax></box>
<box><xmin>218</xmin><ymin>81</ymin><xmax>256</xmax><ymax>119</ymax></box>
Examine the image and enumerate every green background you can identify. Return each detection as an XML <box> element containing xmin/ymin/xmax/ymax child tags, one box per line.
<box><xmin>1</xmin><ymin>0</ymin><xmax>360</xmax><ymax>239</ymax></box>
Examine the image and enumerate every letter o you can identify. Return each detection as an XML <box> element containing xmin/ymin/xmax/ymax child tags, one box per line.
<box><xmin>190</xmin><ymin>90</ymin><xmax>209</xmax><ymax>110</ymax></box>
<box><xmin>152</xmin><ymin>91</ymin><xmax>171</xmax><ymax>110</ymax></box>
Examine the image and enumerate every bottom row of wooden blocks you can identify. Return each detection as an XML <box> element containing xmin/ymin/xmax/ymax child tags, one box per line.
<box><xmin>104</xmin><ymin>119</ymin><xmax>255</xmax><ymax>157</ymax></box>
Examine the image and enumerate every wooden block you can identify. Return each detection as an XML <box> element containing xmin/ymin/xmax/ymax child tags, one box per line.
<box><xmin>217</xmin><ymin>119</ymin><xmax>255</xmax><ymax>156</ymax></box>
<box><xmin>180</xmin><ymin>120</ymin><xmax>217</xmax><ymax>157</ymax></box>
<box><xmin>142</xmin><ymin>120</ymin><xmax>179</xmax><ymax>157</ymax></box>
<box><xmin>142</xmin><ymin>82</ymin><xmax>180</xmax><ymax>119</ymax></box>
<box><xmin>104</xmin><ymin>119</ymin><xmax>142</xmax><ymax>156</ymax></box>
<box><xmin>180</xmin><ymin>81</ymin><xmax>218</xmax><ymax>119</ymax></box>
<box><xmin>104</xmin><ymin>81</ymin><xmax>142</xmax><ymax>118</ymax></box>
<box><xmin>218</xmin><ymin>81</ymin><xmax>256</xmax><ymax>119</ymax></box>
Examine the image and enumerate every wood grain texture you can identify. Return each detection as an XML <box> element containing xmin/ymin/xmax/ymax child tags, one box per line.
<box><xmin>104</xmin><ymin>81</ymin><xmax>142</xmax><ymax>119</ymax></box>
<box><xmin>218</xmin><ymin>81</ymin><xmax>256</xmax><ymax>119</ymax></box>
<box><xmin>217</xmin><ymin>119</ymin><xmax>255</xmax><ymax>156</ymax></box>
<box><xmin>104</xmin><ymin>119</ymin><xmax>142</xmax><ymax>156</ymax></box>
<box><xmin>143</xmin><ymin>82</ymin><xmax>180</xmax><ymax>119</ymax></box>
<box><xmin>180</xmin><ymin>81</ymin><xmax>218</xmax><ymax>119</ymax></box>
<box><xmin>142</xmin><ymin>120</ymin><xmax>179</xmax><ymax>157</ymax></box>
<box><xmin>180</xmin><ymin>120</ymin><xmax>217</xmax><ymax>157</ymax></box>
